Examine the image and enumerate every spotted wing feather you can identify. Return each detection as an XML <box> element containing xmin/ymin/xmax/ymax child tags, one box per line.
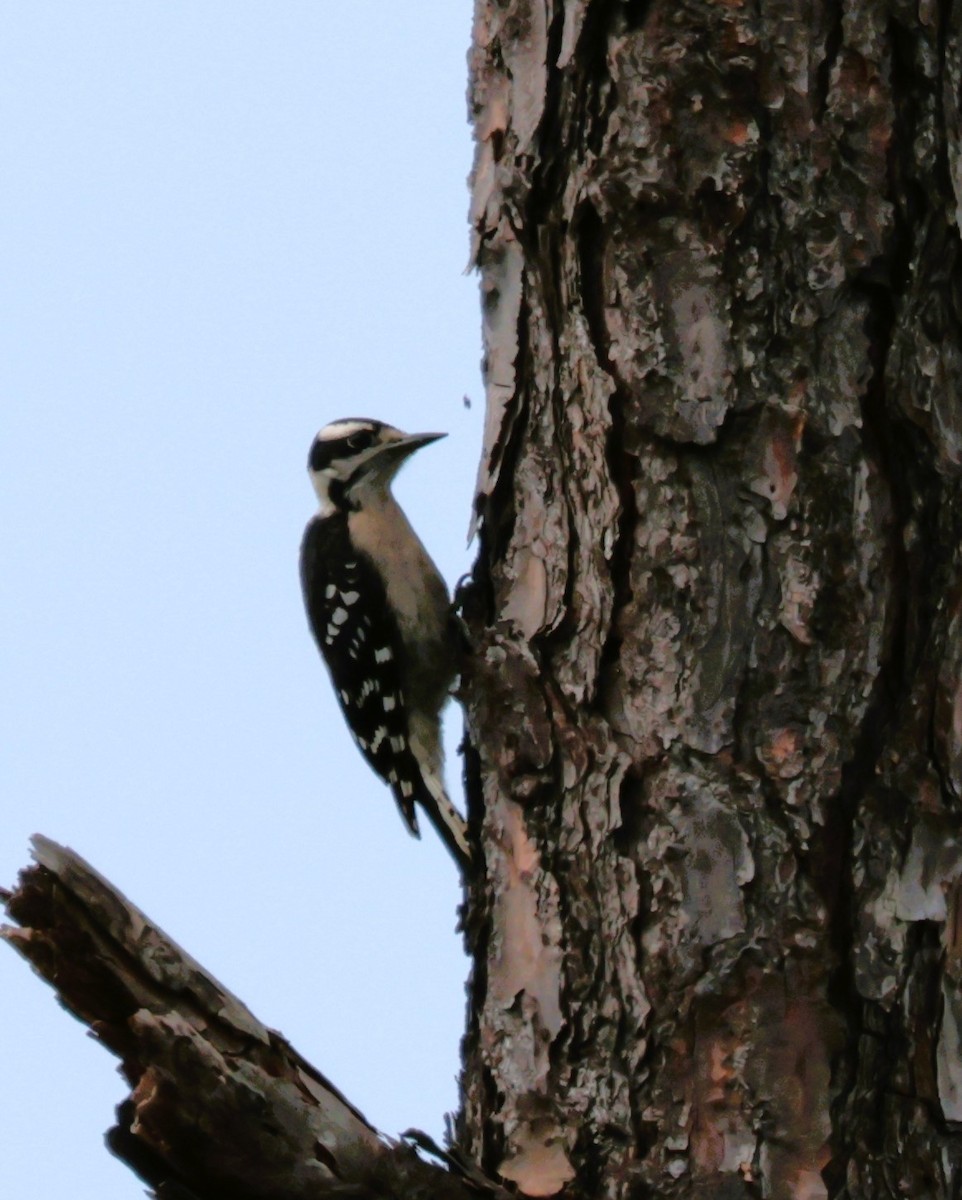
<box><xmin>300</xmin><ymin>514</ymin><xmax>426</xmax><ymax>835</ymax></box>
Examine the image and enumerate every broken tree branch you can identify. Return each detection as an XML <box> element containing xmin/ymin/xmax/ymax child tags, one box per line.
<box><xmin>1</xmin><ymin>836</ymin><xmax>497</xmax><ymax>1200</ymax></box>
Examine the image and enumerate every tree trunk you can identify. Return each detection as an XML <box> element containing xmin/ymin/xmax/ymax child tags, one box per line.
<box><xmin>459</xmin><ymin>2</ymin><xmax>962</xmax><ymax>1197</ymax></box>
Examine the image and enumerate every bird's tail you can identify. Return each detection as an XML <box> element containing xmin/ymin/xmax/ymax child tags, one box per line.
<box><xmin>409</xmin><ymin>713</ymin><xmax>471</xmax><ymax>870</ymax></box>
<box><xmin>421</xmin><ymin>770</ymin><xmax>471</xmax><ymax>869</ymax></box>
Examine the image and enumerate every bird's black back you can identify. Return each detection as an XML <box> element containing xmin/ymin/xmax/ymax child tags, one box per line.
<box><xmin>299</xmin><ymin>512</ymin><xmax>426</xmax><ymax>835</ymax></box>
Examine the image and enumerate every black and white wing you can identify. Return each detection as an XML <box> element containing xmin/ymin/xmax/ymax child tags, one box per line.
<box><xmin>299</xmin><ymin>513</ymin><xmax>425</xmax><ymax>836</ymax></box>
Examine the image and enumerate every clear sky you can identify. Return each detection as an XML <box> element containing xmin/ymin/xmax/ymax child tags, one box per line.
<box><xmin>0</xmin><ymin>6</ymin><xmax>481</xmax><ymax>1196</ymax></box>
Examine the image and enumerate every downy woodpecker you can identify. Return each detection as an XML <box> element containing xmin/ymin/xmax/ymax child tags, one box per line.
<box><xmin>300</xmin><ymin>418</ymin><xmax>470</xmax><ymax>869</ymax></box>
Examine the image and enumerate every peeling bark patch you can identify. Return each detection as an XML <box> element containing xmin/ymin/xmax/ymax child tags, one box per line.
<box><xmin>556</xmin><ymin>0</ymin><xmax>589</xmax><ymax>70</ymax></box>
<box><xmin>503</xmin><ymin>545</ymin><xmax>550</xmax><ymax>639</ymax></box>
<box><xmin>500</xmin><ymin>0</ymin><xmax>548</xmax><ymax>152</ymax></box>
<box><xmin>489</xmin><ymin>801</ymin><xmax>564</xmax><ymax>1038</ymax></box>
<box><xmin>498</xmin><ymin>1133</ymin><xmax>576</xmax><ymax>1197</ymax></box>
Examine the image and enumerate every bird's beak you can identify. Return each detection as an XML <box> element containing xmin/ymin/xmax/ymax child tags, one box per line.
<box><xmin>383</xmin><ymin>431</ymin><xmax>447</xmax><ymax>463</ymax></box>
<box><xmin>399</xmin><ymin>432</ymin><xmax>446</xmax><ymax>452</ymax></box>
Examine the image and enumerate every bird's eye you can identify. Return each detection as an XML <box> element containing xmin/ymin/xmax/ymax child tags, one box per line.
<box><xmin>346</xmin><ymin>431</ymin><xmax>374</xmax><ymax>452</ymax></box>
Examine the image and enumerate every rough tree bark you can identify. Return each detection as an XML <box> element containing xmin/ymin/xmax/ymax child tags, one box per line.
<box><xmin>458</xmin><ymin>1</ymin><xmax>962</xmax><ymax>1198</ymax></box>
<box><xmin>6</xmin><ymin>3</ymin><xmax>962</xmax><ymax>1200</ymax></box>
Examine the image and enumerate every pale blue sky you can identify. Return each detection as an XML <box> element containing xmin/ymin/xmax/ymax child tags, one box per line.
<box><xmin>1</xmin><ymin>6</ymin><xmax>481</xmax><ymax>1196</ymax></box>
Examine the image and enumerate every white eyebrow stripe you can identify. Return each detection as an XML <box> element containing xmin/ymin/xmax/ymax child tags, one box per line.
<box><xmin>316</xmin><ymin>420</ymin><xmax>374</xmax><ymax>442</ymax></box>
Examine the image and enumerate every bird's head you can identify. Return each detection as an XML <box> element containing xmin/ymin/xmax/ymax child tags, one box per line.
<box><xmin>307</xmin><ymin>418</ymin><xmax>445</xmax><ymax>515</ymax></box>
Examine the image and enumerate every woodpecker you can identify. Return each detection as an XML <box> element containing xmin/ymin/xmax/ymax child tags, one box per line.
<box><xmin>299</xmin><ymin>418</ymin><xmax>470</xmax><ymax>869</ymax></box>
